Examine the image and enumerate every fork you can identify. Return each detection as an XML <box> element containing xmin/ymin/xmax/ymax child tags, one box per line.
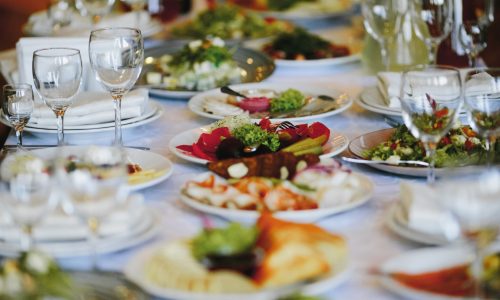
<box><xmin>341</xmin><ymin>157</ymin><xmax>429</xmax><ymax>167</ymax></box>
<box><xmin>277</xmin><ymin>121</ymin><xmax>297</xmax><ymax>130</ymax></box>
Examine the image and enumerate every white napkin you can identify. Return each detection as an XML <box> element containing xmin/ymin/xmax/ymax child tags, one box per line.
<box><xmin>400</xmin><ymin>182</ymin><xmax>460</xmax><ymax>239</ymax></box>
<box><xmin>29</xmin><ymin>89</ymin><xmax>148</xmax><ymax>127</ymax></box>
<box><xmin>26</xmin><ymin>10</ymin><xmax>157</xmax><ymax>37</ymax></box>
<box><xmin>0</xmin><ymin>203</ymin><xmax>145</xmax><ymax>242</ymax></box>
<box><xmin>377</xmin><ymin>72</ymin><xmax>401</xmax><ymax>108</ymax></box>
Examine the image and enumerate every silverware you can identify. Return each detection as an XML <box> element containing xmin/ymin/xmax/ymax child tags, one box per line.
<box><xmin>341</xmin><ymin>156</ymin><xmax>429</xmax><ymax>167</ymax></box>
<box><xmin>220</xmin><ymin>86</ymin><xmax>247</xmax><ymax>98</ymax></box>
<box><xmin>277</xmin><ymin>121</ymin><xmax>297</xmax><ymax>130</ymax></box>
<box><xmin>1</xmin><ymin>145</ymin><xmax>151</xmax><ymax>151</ymax></box>
<box><xmin>317</xmin><ymin>94</ymin><xmax>335</xmax><ymax>101</ymax></box>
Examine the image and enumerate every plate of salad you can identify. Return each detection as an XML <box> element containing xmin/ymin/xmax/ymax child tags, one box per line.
<box><xmin>348</xmin><ymin>125</ymin><xmax>499</xmax><ymax>177</ymax></box>
<box><xmin>169</xmin><ymin>4</ymin><xmax>293</xmax><ymax>41</ymax></box>
<box><xmin>188</xmin><ymin>83</ymin><xmax>352</xmax><ymax>122</ymax></box>
<box><xmin>138</xmin><ymin>37</ymin><xmax>275</xmax><ymax>99</ymax></box>
<box><xmin>169</xmin><ymin>115</ymin><xmax>349</xmax><ymax>165</ymax></box>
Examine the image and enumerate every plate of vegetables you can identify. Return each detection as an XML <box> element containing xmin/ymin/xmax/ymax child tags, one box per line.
<box><xmin>348</xmin><ymin>125</ymin><xmax>499</xmax><ymax>177</ymax></box>
<box><xmin>188</xmin><ymin>83</ymin><xmax>352</xmax><ymax>122</ymax></box>
<box><xmin>138</xmin><ymin>37</ymin><xmax>275</xmax><ymax>99</ymax></box>
<box><xmin>169</xmin><ymin>115</ymin><xmax>349</xmax><ymax>164</ymax></box>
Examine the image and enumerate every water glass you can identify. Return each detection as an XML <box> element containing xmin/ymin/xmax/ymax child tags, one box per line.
<box><xmin>89</xmin><ymin>27</ymin><xmax>143</xmax><ymax>146</ymax></box>
<box><xmin>399</xmin><ymin>65</ymin><xmax>462</xmax><ymax>184</ymax></box>
<box><xmin>121</xmin><ymin>0</ymin><xmax>147</xmax><ymax>27</ymax></box>
<box><xmin>411</xmin><ymin>0</ymin><xmax>454</xmax><ymax>64</ymax></box>
<box><xmin>2</xmin><ymin>84</ymin><xmax>34</xmax><ymax>148</ymax></box>
<box><xmin>464</xmin><ymin>68</ymin><xmax>500</xmax><ymax>166</ymax></box>
<box><xmin>32</xmin><ymin>48</ymin><xmax>82</xmax><ymax>146</ymax></box>
<box><xmin>76</xmin><ymin>0</ymin><xmax>116</xmax><ymax>26</ymax></box>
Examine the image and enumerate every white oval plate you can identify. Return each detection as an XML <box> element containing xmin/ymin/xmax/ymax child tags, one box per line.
<box><xmin>180</xmin><ymin>171</ymin><xmax>373</xmax><ymax>223</ymax></box>
<box><xmin>0</xmin><ymin>207</ymin><xmax>161</xmax><ymax>258</ymax></box>
<box><xmin>20</xmin><ymin>103</ymin><xmax>163</xmax><ymax>134</ymax></box>
<box><xmin>169</xmin><ymin>126</ymin><xmax>349</xmax><ymax>165</ymax></box>
<box><xmin>22</xmin><ymin>146</ymin><xmax>173</xmax><ymax>191</ymax></box>
<box><xmin>378</xmin><ymin>245</ymin><xmax>500</xmax><ymax>300</ymax></box>
<box><xmin>188</xmin><ymin>83</ymin><xmax>352</xmax><ymax>122</ymax></box>
<box><xmin>124</xmin><ymin>241</ymin><xmax>351</xmax><ymax>300</ymax></box>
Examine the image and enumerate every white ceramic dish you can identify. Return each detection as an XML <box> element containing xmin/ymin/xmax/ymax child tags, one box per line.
<box><xmin>188</xmin><ymin>83</ymin><xmax>352</xmax><ymax>122</ymax></box>
<box><xmin>124</xmin><ymin>241</ymin><xmax>351</xmax><ymax>300</ymax></box>
<box><xmin>180</xmin><ymin>171</ymin><xmax>373</xmax><ymax>223</ymax></box>
<box><xmin>18</xmin><ymin>102</ymin><xmax>163</xmax><ymax>134</ymax></box>
<box><xmin>379</xmin><ymin>244</ymin><xmax>500</xmax><ymax>300</ymax></box>
<box><xmin>169</xmin><ymin>126</ymin><xmax>349</xmax><ymax>165</ymax></box>
<box><xmin>0</xmin><ymin>207</ymin><xmax>161</xmax><ymax>258</ymax></box>
<box><xmin>22</xmin><ymin>146</ymin><xmax>173</xmax><ymax>191</ymax></box>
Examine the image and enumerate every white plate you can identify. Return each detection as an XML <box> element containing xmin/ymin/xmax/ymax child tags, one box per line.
<box><xmin>25</xmin><ymin>146</ymin><xmax>173</xmax><ymax>191</ymax></box>
<box><xmin>180</xmin><ymin>171</ymin><xmax>373</xmax><ymax>223</ymax></box>
<box><xmin>21</xmin><ymin>103</ymin><xmax>163</xmax><ymax>134</ymax></box>
<box><xmin>0</xmin><ymin>207</ymin><xmax>161</xmax><ymax>258</ymax></box>
<box><xmin>385</xmin><ymin>203</ymin><xmax>458</xmax><ymax>246</ymax></box>
<box><xmin>169</xmin><ymin>126</ymin><xmax>349</xmax><ymax>165</ymax></box>
<box><xmin>124</xmin><ymin>242</ymin><xmax>351</xmax><ymax>300</ymax></box>
<box><xmin>188</xmin><ymin>83</ymin><xmax>352</xmax><ymax>122</ymax></box>
<box><xmin>378</xmin><ymin>245</ymin><xmax>500</xmax><ymax>300</ymax></box>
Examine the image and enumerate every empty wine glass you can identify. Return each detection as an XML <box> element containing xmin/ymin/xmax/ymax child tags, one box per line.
<box><xmin>32</xmin><ymin>48</ymin><xmax>83</xmax><ymax>146</ymax></box>
<box><xmin>76</xmin><ymin>0</ymin><xmax>116</xmax><ymax>26</ymax></box>
<box><xmin>464</xmin><ymin>68</ymin><xmax>500</xmax><ymax>166</ymax></box>
<box><xmin>412</xmin><ymin>0</ymin><xmax>454</xmax><ymax>65</ymax></box>
<box><xmin>459</xmin><ymin>21</ymin><xmax>489</xmax><ymax>68</ymax></box>
<box><xmin>121</xmin><ymin>0</ymin><xmax>147</xmax><ymax>28</ymax></box>
<box><xmin>362</xmin><ymin>0</ymin><xmax>404</xmax><ymax>70</ymax></box>
<box><xmin>399</xmin><ymin>65</ymin><xmax>462</xmax><ymax>184</ymax></box>
<box><xmin>59</xmin><ymin>146</ymin><xmax>128</xmax><ymax>269</ymax></box>
<box><xmin>438</xmin><ymin>170</ymin><xmax>500</xmax><ymax>299</ymax></box>
<box><xmin>89</xmin><ymin>27</ymin><xmax>144</xmax><ymax>146</ymax></box>
<box><xmin>0</xmin><ymin>153</ymin><xmax>56</xmax><ymax>251</ymax></box>
<box><xmin>47</xmin><ymin>0</ymin><xmax>73</xmax><ymax>31</ymax></box>
<box><xmin>2</xmin><ymin>84</ymin><xmax>34</xmax><ymax>148</ymax></box>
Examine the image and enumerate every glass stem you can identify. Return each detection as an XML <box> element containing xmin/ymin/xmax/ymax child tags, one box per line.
<box><xmin>56</xmin><ymin>110</ymin><xmax>65</xmax><ymax>146</ymax></box>
<box><xmin>471</xmin><ymin>242</ymin><xmax>484</xmax><ymax>300</ymax></box>
<box><xmin>428</xmin><ymin>41</ymin><xmax>439</xmax><ymax>65</ymax></box>
<box><xmin>15</xmin><ymin>129</ymin><xmax>22</xmax><ymax>147</ymax></box>
<box><xmin>112</xmin><ymin>94</ymin><xmax>123</xmax><ymax>146</ymax></box>
<box><xmin>424</xmin><ymin>142</ymin><xmax>437</xmax><ymax>185</ymax></box>
<box><xmin>87</xmin><ymin>217</ymin><xmax>100</xmax><ymax>271</ymax></box>
<box><xmin>21</xmin><ymin>224</ymin><xmax>33</xmax><ymax>252</ymax></box>
<box><xmin>486</xmin><ymin>135</ymin><xmax>496</xmax><ymax>168</ymax></box>
<box><xmin>380</xmin><ymin>39</ymin><xmax>390</xmax><ymax>71</ymax></box>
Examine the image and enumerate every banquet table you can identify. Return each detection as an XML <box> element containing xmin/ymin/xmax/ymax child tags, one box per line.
<box><xmin>0</xmin><ymin>59</ymin><xmax>430</xmax><ymax>299</ymax></box>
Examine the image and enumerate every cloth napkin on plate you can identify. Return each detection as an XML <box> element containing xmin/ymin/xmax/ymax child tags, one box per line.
<box><xmin>29</xmin><ymin>89</ymin><xmax>149</xmax><ymax>127</ymax></box>
<box><xmin>377</xmin><ymin>72</ymin><xmax>401</xmax><ymax>108</ymax></box>
<box><xmin>399</xmin><ymin>182</ymin><xmax>460</xmax><ymax>239</ymax></box>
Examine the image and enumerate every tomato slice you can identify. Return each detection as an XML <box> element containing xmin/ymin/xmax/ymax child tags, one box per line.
<box><xmin>238</xmin><ymin>97</ymin><xmax>270</xmax><ymax>113</ymax></box>
<box><xmin>307</xmin><ymin>122</ymin><xmax>330</xmax><ymax>143</ymax></box>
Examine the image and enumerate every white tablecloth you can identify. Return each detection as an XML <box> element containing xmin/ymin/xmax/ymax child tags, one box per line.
<box><xmin>5</xmin><ymin>62</ymin><xmax>424</xmax><ymax>300</ymax></box>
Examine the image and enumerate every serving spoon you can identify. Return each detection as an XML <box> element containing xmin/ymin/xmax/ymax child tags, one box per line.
<box><xmin>220</xmin><ymin>86</ymin><xmax>247</xmax><ymax>98</ymax></box>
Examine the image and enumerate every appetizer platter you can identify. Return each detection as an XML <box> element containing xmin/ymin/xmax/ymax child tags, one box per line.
<box><xmin>138</xmin><ymin>38</ymin><xmax>275</xmax><ymax>99</ymax></box>
<box><xmin>180</xmin><ymin>155</ymin><xmax>374</xmax><ymax>223</ymax></box>
<box><xmin>170</xmin><ymin>115</ymin><xmax>349</xmax><ymax>164</ymax></box>
<box><xmin>348</xmin><ymin>125</ymin><xmax>498</xmax><ymax>177</ymax></box>
<box><xmin>125</xmin><ymin>214</ymin><xmax>350</xmax><ymax>300</ymax></box>
<box><xmin>188</xmin><ymin>83</ymin><xmax>352</xmax><ymax>122</ymax></box>
<box><xmin>379</xmin><ymin>245</ymin><xmax>500</xmax><ymax>299</ymax></box>
<box><xmin>169</xmin><ymin>4</ymin><xmax>292</xmax><ymax>40</ymax></box>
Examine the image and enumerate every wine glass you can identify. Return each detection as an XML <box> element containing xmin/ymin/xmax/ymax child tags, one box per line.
<box><xmin>32</xmin><ymin>48</ymin><xmax>83</xmax><ymax>146</ymax></box>
<box><xmin>121</xmin><ymin>0</ymin><xmax>147</xmax><ymax>28</ymax></box>
<box><xmin>399</xmin><ymin>65</ymin><xmax>462</xmax><ymax>184</ymax></box>
<box><xmin>361</xmin><ymin>0</ymin><xmax>404</xmax><ymax>70</ymax></box>
<box><xmin>47</xmin><ymin>0</ymin><xmax>73</xmax><ymax>31</ymax></box>
<box><xmin>89</xmin><ymin>27</ymin><xmax>144</xmax><ymax>146</ymax></box>
<box><xmin>59</xmin><ymin>146</ymin><xmax>128</xmax><ymax>269</ymax></box>
<box><xmin>464</xmin><ymin>68</ymin><xmax>500</xmax><ymax>166</ymax></box>
<box><xmin>0</xmin><ymin>153</ymin><xmax>56</xmax><ymax>251</ymax></box>
<box><xmin>76</xmin><ymin>0</ymin><xmax>116</xmax><ymax>26</ymax></box>
<box><xmin>2</xmin><ymin>84</ymin><xmax>34</xmax><ymax>148</ymax></box>
<box><xmin>459</xmin><ymin>21</ymin><xmax>489</xmax><ymax>68</ymax></box>
<box><xmin>438</xmin><ymin>170</ymin><xmax>500</xmax><ymax>299</ymax></box>
<box><xmin>411</xmin><ymin>0</ymin><xmax>454</xmax><ymax>65</ymax></box>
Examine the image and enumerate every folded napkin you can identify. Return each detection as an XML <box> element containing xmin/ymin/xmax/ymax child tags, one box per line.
<box><xmin>0</xmin><ymin>203</ymin><xmax>145</xmax><ymax>242</ymax></box>
<box><xmin>29</xmin><ymin>89</ymin><xmax>148</xmax><ymax>127</ymax></box>
<box><xmin>400</xmin><ymin>182</ymin><xmax>460</xmax><ymax>240</ymax></box>
<box><xmin>26</xmin><ymin>10</ymin><xmax>156</xmax><ymax>37</ymax></box>
<box><xmin>465</xmin><ymin>71</ymin><xmax>500</xmax><ymax>95</ymax></box>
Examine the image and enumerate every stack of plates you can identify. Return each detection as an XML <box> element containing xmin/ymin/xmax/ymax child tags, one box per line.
<box><xmin>0</xmin><ymin>200</ymin><xmax>161</xmax><ymax>258</ymax></box>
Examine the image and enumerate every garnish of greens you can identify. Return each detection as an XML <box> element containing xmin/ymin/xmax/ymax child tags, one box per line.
<box><xmin>232</xmin><ymin>123</ymin><xmax>280</xmax><ymax>151</ymax></box>
<box><xmin>0</xmin><ymin>251</ymin><xmax>73</xmax><ymax>299</ymax></box>
<box><xmin>267</xmin><ymin>0</ymin><xmax>315</xmax><ymax>11</ymax></box>
<box><xmin>410</xmin><ymin>94</ymin><xmax>451</xmax><ymax>135</ymax></box>
<box><xmin>145</xmin><ymin>37</ymin><xmax>242</xmax><ymax>91</ymax></box>
<box><xmin>363</xmin><ymin>124</ymin><xmax>500</xmax><ymax>167</ymax></box>
<box><xmin>171</xmin><ymin>4</ymin><xmax>290</xmax><ymax>39</ymax></box>
<box><xmin>269</xmin><ymin>88</ymin><xmax>306</xmax><ymax>113</ymax></box>
<box><xmin>263</xmin><ymin>27</ymin><xmax>350</xmax><ymax>60</ymax></box>
<box><xmin>471</xmin><ymin>110</ymin><xmax>500</xmax><ymax>132</ymax></box>
<box><xmin>191</xmin><ymin>223</ymin><xmax>258</xmax><ymax>261</ymax></box>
